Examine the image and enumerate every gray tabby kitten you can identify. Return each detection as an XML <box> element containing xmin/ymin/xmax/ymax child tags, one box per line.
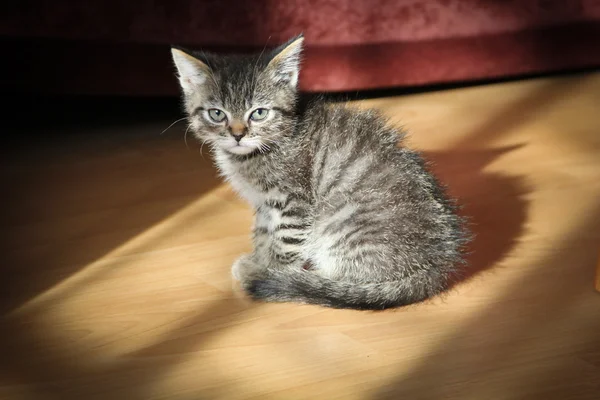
<box><xmin>170</xmin><ymin>35</ymin><xmax>469</xmax><ymax>310</ymax></box>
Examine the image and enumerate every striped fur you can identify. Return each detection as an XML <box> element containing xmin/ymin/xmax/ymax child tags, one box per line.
<box><xmin>171</xmin><ymin>35</ymin><xmax>470</xmax><ymax>310</ymax></box>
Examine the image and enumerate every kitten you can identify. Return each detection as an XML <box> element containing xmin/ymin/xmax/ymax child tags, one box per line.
<box><xmin>170</xmin><ymin>35</ymin><xmax>470</xmax><ymax>310</ymax></box>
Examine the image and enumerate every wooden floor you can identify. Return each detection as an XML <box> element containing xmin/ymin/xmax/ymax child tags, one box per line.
<box><xmin>1</xmin><ymin>73</ymin><xmax>599</xmax><ymax>400</ymax></box>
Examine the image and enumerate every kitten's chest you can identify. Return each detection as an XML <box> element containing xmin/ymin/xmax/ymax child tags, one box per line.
<box><xmin>215</xmin><ymin>152</ymin><xmax>271</xmax><ymax>207</ymax></box>
<box><xmin>227</xmin><ymin>172</ymin><xmax>267</xmax><ymax>207</ymax></box>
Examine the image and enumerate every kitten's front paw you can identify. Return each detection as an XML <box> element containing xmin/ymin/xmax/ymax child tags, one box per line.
<box><xmin>231</xmin><ymin>254</ymin><xmax>258</xmax><ymax>281</ymax></box>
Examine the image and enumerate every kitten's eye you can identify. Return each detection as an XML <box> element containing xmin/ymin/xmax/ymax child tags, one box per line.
<box><xmin>208</xmin><ymin>108</ymin><xmax>227</xmax><ymax>123</ymax></box>
<box><xmin>249</xmin><ymin>108</ymin><xmax>269</xmax><ymax>122</ymax></box>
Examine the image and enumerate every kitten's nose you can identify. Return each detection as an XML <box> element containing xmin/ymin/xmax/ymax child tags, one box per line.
<box><xmin>229</xmin><ymin>121</ymin><xmax>247</xmax><ymax>142</ymax></box>
<box><xmin>232</xmin><ymin>132</ymin><xmax>246</xmax><ymax>142</ymax></box>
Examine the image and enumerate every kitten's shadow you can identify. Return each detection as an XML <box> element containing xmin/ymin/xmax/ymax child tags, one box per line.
<box><xmin>422</xmin><ymin>145</ymin><xmax>528</xmax><ymax>283</ymax></box>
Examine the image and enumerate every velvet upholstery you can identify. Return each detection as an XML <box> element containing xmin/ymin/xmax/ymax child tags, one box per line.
<box><xmin>1</xmin><ymin>0</ymin><xmax>599</xmax><ymax>94</ymax></box>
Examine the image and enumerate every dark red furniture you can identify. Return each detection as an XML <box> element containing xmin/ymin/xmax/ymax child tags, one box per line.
<box><xmin>1</xmin><ymin>0</ymin><xmax>599</xmax><ymax>95</ymax></box>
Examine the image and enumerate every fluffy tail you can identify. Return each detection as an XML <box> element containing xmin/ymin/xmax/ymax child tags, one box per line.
<box><xmin>243</xmin><ymin>268</ymin><xmax>449</xmax><ymax>310</ymax></box>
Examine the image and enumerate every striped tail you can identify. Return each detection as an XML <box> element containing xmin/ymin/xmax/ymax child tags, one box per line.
<box><xmin>243</xmin><ymin>268</ymin><xmax>449</xmax><ymax>310</ymax></box>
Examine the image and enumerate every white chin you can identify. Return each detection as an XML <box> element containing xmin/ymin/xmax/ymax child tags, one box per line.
<box><xmin>226</xmin><ymin>145</ymin><xmax>257</xmax><ymax>155</ymax></box>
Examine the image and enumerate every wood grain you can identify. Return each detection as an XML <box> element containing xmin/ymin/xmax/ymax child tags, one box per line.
<box><xmin>596</xmin><ymin>252</ymin><xmax>600</xmax><ymax>292</ymax></box>
<box><xmin>1</xmin><ymin>73</ymin><xmax>599</xmax><ymax>400</ymax></box>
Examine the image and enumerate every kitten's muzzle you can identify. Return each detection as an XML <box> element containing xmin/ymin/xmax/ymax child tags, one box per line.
<box><xmin>229</xmin><ymin>121</ymin><xmax>247</xmax><ymax>142</ymax></box>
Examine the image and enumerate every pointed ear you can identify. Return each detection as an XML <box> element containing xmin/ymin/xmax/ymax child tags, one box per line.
<box><xmin>266</xmin><ymin>34</ymin><xmax>304</xmax><ymax>88</ymax></box>
<box><xmin>171</xmin><ymin>47</ymin><xmax>211</xmax><ymax>94</ymax></box>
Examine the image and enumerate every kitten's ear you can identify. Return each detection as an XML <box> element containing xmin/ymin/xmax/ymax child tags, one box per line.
<box><xmin>266</xmin><ymin>34</ymin><xmax>304</xmax><ymax>88</ymax></box>
<box><xmin>171</xmin><ymin>47</ymin><xmax>211</xmax><ymax>94</ymax></box>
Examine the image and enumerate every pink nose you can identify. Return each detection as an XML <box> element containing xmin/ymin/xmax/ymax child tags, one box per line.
<box><xmin>230</xmin><ymin>121</ymin><xmax>245</xmax><ymax>135</ymax></box>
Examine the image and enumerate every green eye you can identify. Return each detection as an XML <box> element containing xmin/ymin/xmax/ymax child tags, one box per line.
<box><xmin>249</xmin><ymin>108</ymin><xmax>269</xmax><ymax>121</ymax></box>
<box><xmin>208</xmin><ymin>108</ymin><xmax>227</xmax><ymax>123</ymax></box>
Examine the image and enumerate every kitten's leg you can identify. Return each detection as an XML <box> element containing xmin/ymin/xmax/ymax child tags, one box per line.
<box><xmin>234</xmin><ymin>203</ymin><xmax>310</xmax><ymax>281</ymax></box>
<box><xmin>232</xmin><ymin>207</ymin><xmax>271</xmax><ymax>280</ymax></box>
<box><xmin>252</xmin><ymin>208</ymin><xmax>272</xmax><ymax>265</ymax></box>
<box><xmin>267</xmin><ymin>201</ymin><xmax>310</xmax><ymax>271</ymax></box>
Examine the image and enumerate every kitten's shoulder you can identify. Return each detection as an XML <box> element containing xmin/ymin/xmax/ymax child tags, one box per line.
<box><xmin>302</xmin><ymin>98</ymin><xmax>406</xmax><ymax>145</ymax></box>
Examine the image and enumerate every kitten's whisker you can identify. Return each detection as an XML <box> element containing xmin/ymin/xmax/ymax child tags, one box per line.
<box><xmin>199</xmin><ymin>138</ymin><xmax>209</xmax><ymax>160</ymax></box>
<box><xmin>184</xmin><ymin>124</ymin><xmax>192</xmax><ymax>149</ymax></box>
<box><xmin>257</xmin><ymin>139</ymin><xmax>271</xmax><ymax>154</ymax></box>
<box><xmin>161</xmin><ymin>117</ymin><xmax>187</xmax><ymax>135</ymax></box>
<box><xmin>253</xmin><ymin>35</ymin><xmax>272</xmax><ymax>86</ymax></box>
<box><xmin>255</xmin><ymin>141</ymin><xmax>264</xmax><ymax>153</ymax></box>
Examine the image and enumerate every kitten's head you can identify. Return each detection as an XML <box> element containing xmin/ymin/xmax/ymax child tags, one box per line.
<box><xmin>171</xmin><ymin>35</ymin><xmax>304</xmax><ymax>156</ymax></box>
